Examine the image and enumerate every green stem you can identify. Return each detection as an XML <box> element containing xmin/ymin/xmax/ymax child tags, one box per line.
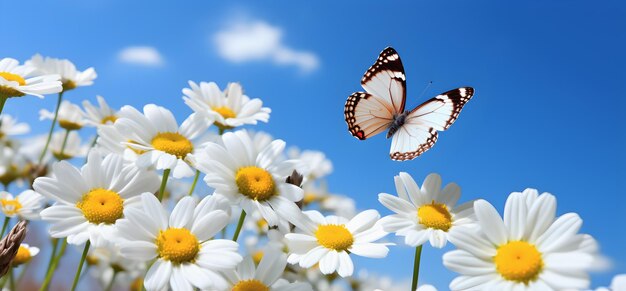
<box><xmin>0</xmin><ymin>217</ymin><xmax>10</xmax><ymax>237</ymax></box>
<box><xmin>187</xmin><ymin>170</ymin><xmax>200</xmax><ymax>196</ymax></box>
<box><xmin>39</xmin><ymin>239</ymin><xmax>67</xmax><ymax>291</ymax></box>
<box><xmin>218</xmin><ymin>127</ymin><xmax>225</xmax><ymax>135</ymax></box>
<box><xmin>411</xmin><ymin>245</ymin><xmax>423</xmax><ymax>291</ymax></box>
<box><xmin>104</xmin><ymin>270</ymin><xmax>118</xmax><ymax>291</ymax></box>
<box><xmin>157</xmin><ymin>169</ymin><xmax>171</xmax><ymax>201</ymax></box>
<box><xmin>38</xmin><ymin>92</ymin><xmax>64</xmax><ymax>165</ymax></box>
<box><xmin>0</xmin><ymin>97</ymin><xmax>8</xmax><ymax>116</ymax></box>
<box><xmin>232</xmin><ymin>210</ymin><xmax>247</xmax><ymax>242</ymax></box>
<box><xmin>70</xmin><ymin>241</ymin><xmax>90</xmax><ymax>291</ymax></box>
<box><xmin>8</xmin><ymin>268</ymin><xmax>14</xmax><ymax>291</ymax></box>
<box><xmin>43</xmin><ymin>239</ymin><xmax>59</xmax><ymax>278</ymax></box>
<box><xmin>58</xmin><ymin>129</ymin><xmax>70</xmax><ymax>159</ymax></box>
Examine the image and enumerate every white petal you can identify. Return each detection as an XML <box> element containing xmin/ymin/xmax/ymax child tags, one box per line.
<box><xmin>474</xmin><ymin>200</ymin><xmax>507</xmax><ymax>245</ymax></box>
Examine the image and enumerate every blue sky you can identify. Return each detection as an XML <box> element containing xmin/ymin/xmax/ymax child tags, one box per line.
<box><xmin>1</xmin><ymin>0</ymin><xmax>625</xmax><ymax>288</ymax></box>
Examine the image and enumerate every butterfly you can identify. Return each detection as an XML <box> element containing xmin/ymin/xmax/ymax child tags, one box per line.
<box><xmin>344</xmin><ymin>47</ymin><xmax>474</xmax><ymax>161</ymax></box>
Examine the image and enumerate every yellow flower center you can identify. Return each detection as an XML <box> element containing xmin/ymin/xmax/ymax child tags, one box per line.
<box><xmin>155</xmin><ymin>228</ymin><xmax>199</xmax><ymax>264</ymax></box>
<box><xmin>303</xmin><ymin>192</ymin><xmax>320</xmax><ymax>205</ymax></box>
<box><xmin>127</xmin><ymin>140</ymin><xmax>147</xmax><ymax>155</ymax></box>
<box><xmin>417</xmin><ymin>201</ymin><xmax>452</xmax><ymax>231</ymax></box>
<box><xmin>235</xmin><ymin>167</ymin><xmax>276</xmax><ymax>201</ymax></box>
<box><xmin>76</xmin><ymin>188</ymin><xmax>124</xmax><ymax>224</ymax></box>
<box><xmin>494</xmin><ymin>241</ymin><xmax>544</xmax><ymax>284</ymax></box>
<box><xmin>0</xmin><ymin>72</ymin><xmax>26</xmax><ymax>86</ymax></box>
<box><xmin>256</xmin><ymin>218</ymin><xmax>268</xmax><ymax>231</ymax></box>
<box><xmin>101</xmin><ymin>115</ymin><xmax>117</xmax><ymax>124</ymax></box>
<box><xmin>62</xmin><ymin>80</ymin><xmax>77</xmax><ymax>91</ymax></box>
<box><xmin>58</xmin><ymin>120</ymin><xmax>83</xmax><ymax>131</ymax></box>
<box><xmin>12</xmin><ymin>246</ymin><xmax>32</xmax><ymax>265</ymax></box>
<box><xmin>252</xmin><ymin>251</ymin><xmax>264</xmax><ymax>265</ymax></box>
<box><xmin>151</xmin><ymin>132</ymin><xmax>193</xmax><ymax>159</ymax></box>
<box><xmin>130</xmin><ymin>277</ymin><xmax>143</xmax><ymax>291</ymax></box>
<box><xmin>1</xmin><ymin>198</ymin><xmax>22</xmax><ymax>216</ymax></box>
<box><xmin>213</xmin><ymin>106</ymin><xmax>236</xmax><ymax>130</ymax></box>
<box><xmin>315</xmin><ymin>224</ymin><xmax>354</xmax><ymax>251</ymax></box>
<box><xmin>86</xmin><ymin>255</ymin><xmax>99</xmax><ymax>266</ymax></box>
<box><xmin>232</xmin><ymin>279</ymin><xmax>270</xmax><ymax>291</ymax></box>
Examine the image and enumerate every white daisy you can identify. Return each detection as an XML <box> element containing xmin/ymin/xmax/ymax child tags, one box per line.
<box><xmin>288</xmin><ymin>148</ymin><xmax>333</xmax><ymax>181</ymax></box>
<box><xmin>11</xmin><ymin>243</ymin><xmax>39</xmax><ymax>266</ymax></box>
<box><xmin>113</xmin><ymin>104</ymin><xmax>211</xmax><ymax>179</ymax></box>
<box><xmin>0</xmin><ymin>146</ymin><xmax>29</xmax><ymax>188</ymax></box>
<box><xmin>40</xmin><ymin>100</ymin><xmax>85</xmax><ymax>131</ymax></box>
<box><xmin>222</xmin><ymin>247</ymin><xmax>313</xmax><ymax>291</ymax></box>
<box><xmin>183</xmin><ymin>81</ymin><xmax>270</xmax><ymax>131</ymax></box>
<box><xmin>82</xmin><ymin>95</ymin><xmax>118</xmax><ymax>127</ymax></box>
<box><xmin>443</xmin><ymin>188</ymin><xmax>595</xmax><ymax>290</ymax></box>
<box><xmin>33</xmin><ymin>151</ymin><xmax>159</xmax><ymax>245</ymax></box>
<box><xmin>86</xmin><ymin>233</ymin><xmax>145</xmax><ymax>291</ymax></box>
<box><xmin>27</xmin><ymin>54</ymin><xmax>97</xmax><ymax>91</ymax></box>
<box><xmin>378</xmin><ymin>172</ymin><xmax>476</xmax><ymax>248</ymax></box>
<box><xmin>0</xmin><ymin>57</ymin><xmax>62</xmax><ymax>99</ymax></box>
<box><xmin>192</xmin><ymin>129</ymin><xmax>303</xmax><ymax>228</ymax></box>
<box><xmin>48</xmin><ymin>130</ymin><xmax>88</xmax><ymax>161</ymax></box>
<box><xmin>116</xmin><ymin>193</ymin><xmax>242</xmax><ymax>290</ymax></box>
<box><xmin>0</xmin><ymin>115</ymin><xmax>29</xmax><ymax>139</ymax></box>
<box><xmin>284</xmin><ymin>209</ymin><xmax>390</xmax><ymax>277</ymax></box>
<box><xmin>0</xmin><ymin>190</ymin><xmax>45</xmax><ymax>220</ymax></box>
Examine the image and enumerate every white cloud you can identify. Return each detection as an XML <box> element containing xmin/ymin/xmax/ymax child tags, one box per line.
<box><xmin>213</xmin><ymin>21</ymin><xmax>319</xmax><ymax>73</ymax></box>
<box><xmin>118</xmin><ymin>46</ymin><xmax>164</xmax><ymax>66</ymax></box>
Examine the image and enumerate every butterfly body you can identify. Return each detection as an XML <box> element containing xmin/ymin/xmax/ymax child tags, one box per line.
<box><xmin>344</xmin><ymin>47</ymin><xmax>474</xmax><ymax>161</ymax></box>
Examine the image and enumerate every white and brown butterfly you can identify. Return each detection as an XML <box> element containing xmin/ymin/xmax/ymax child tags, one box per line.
<box><xmin>344</xmin><ymin>47</ymin><xmax>474</xmax><ymax>161</ymax></box>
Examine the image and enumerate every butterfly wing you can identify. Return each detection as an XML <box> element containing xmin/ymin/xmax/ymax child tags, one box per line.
<box><xmin>389</xmin><ymin>87</ymin><xmax>474</xmax><ymax>161</ymax></box>
<box><xmin>361</xmin><ymin>47</ymin><xmax>407</xmax><ymax>114</ymax></box>
<box><xmin>345</xmin><ymin>47</ymin><xmax>406</xmax><ymax>140</ymax></box>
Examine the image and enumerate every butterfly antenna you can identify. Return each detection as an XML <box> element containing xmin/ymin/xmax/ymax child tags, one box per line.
<box><xmin>417</xmin><ymin>81</ymin><xmax>433</xmax><ymax>100</ymax></box>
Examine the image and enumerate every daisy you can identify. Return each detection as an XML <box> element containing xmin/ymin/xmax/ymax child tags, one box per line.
<box><xmin>48</xmin><ymin>131</ymin><xmax>88</xmax><ymax>160</ymax></box>
<box><xmin>27</xmin><ymin>54</ymin><xmax>97</xmax><ymax>91</ymax></box>
<box><xmin>82</xmin><ymin>95</ymin><xmax>118</xmax><ymax>127</ymax></box>
<box><xmin>378</xmin><ymin>172</ymin><xmax>476</xmax><ymax>248</ymax></box>
<box><xmin>116</xmin><ymin>193</ymin><xmax>242</xmax><ymax>290</ymax></box>
<box><xmin>0</xmin><ymin>57</ymin><xmax>62</xmax><ymax>99</ymax></box>
<box><xmin>222</xmin><ymin>247</ymin><xmax>313</xmax><ymax>291</ymax></box>
<box><xmin>86</xmin><ymin>233</ymin><xmax>146</xmax><ymax>291</ymax></box>
<box><xmin>0</xmin><ymin>146</ymin><xmax>29</xmax><ymax>188</ymax></box>
<box><xmin>113</xmin><ymin>104</ymin><xmax>211</xmax><ymax>179</ymax></box>
<box><xmin>11</xmin><ymin>243</ymin><xmax>39</xmax><ymax>266</ymax></box>
<box><xmin>443</xmin><ymin>188</ymin><xmax>595</xmax><ymax>290</ymax></box>
<box><xmin>33</xmin><ymin>151</ymin><xmax>159</xmax><ymax>245</ymax></box>
<box><xmin>191</xmin><ymin>129</ymin><xmax>303</xmax><ymax>229</ymax></box>
<box><xmin>40</xmin><ymin>100</ymin><xmax>85</xmax><ymax>131</ymax></box>
<box><xmin>0</xmin><ymin>190</ymin><xmax>45</xmax><ymax>220</ymax></box>
<box><xmin>183</xmin><ymin>81</ymin><xmax>271</xmax><ymax>131</ymax></box>
<box><xmin>288</xmin><ymin>148</ymin><xmax>333</xmax><ymax>181</ymax></box>
<box><xmin>284</xmin><ymin>209</ymin><xmax>390</xmax><ymax>277</ymax></box>
<box><xmin>0</xmin><ymin>115</ymin><xmax>29</xmax><ymax>140</ymax></box>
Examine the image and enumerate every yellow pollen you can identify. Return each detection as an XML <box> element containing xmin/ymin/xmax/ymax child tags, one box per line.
<box><xmin>315</xmin><ymin>224</ymin><xmax>354</xmax><ymax>251</ymax></box>
<box><xmin>151</xmin><ymin>132</ymin><xmax>193</xmax><ymax>158</ymax></box>
<box><xmin>62</xmin><ymin>80</ymin><xmax>77</xmax><ymax>91</ymax></box>
<box><xmin>252</xmin><ymin>251</ymin><xmax>264</xmax><ymax>265</ymax></box>
<box><xmin>235</xmin><ymin>167</ymin><xmax>276</xmax><ymax>201</ymax></box>
<box><xmin>494</xmin><ymin>241</ymin><xmax>544</xmax><ymax>284</ymax></box>
<box><xmin>58</xmin><ymin>120</ymin><xmax>83</xmax><ymax>131</ymax></box>
<box><xmin>76</xmin><ymin>188</ymin><xmax>124</xmax><ymax>224</ymax></box>
<box><xmin>155</xmin><ymin>228</ymin><xmax>199</xmax><ymax>264</ymax></box>
<box><xmin>417</xmin><ymin>201</ymin><xmax>452</xmax><ymax>231</ymax></box>
<box><xmin>1</xmin><ymin>198</ymin><xmax>22</xmax><ymax>216</ymax></box>
<box><xmin>232</xmin><ymin>279</ymin><xmax>270</xmax><ymax>291</ymax></box>
<box><xmin>256</xmin><ymin>218</ymin><xmax>268</xmax><ymax>231</ymax></box>
<box><xmin>0</xmin><ymin>72</ymin><xmax>26</xmax><ymax>86</ymax></box>
<box><xmin>213</xmin><ymin>106</ymin><xmax>236</xmax><ymax>120</ymax></box>
<box><xmin>12</xmin><ymin>246</ymin><xmax>32</xmax><ymax>265</ymax></box>
<box><xmin>101</xmin><ymin>115</ymin><xmax>117</xmax><ymax>124</ymax></box>
<box><xmin>86</xmin><ymin>255</ymin><xmax>99</xmax><ymax>266</ymax></box>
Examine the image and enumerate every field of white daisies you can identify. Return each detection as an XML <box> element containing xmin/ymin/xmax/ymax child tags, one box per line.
<box><xmin>0</xmin><ymin>55</ymin><xmax>623</xmax><ymax>291</ymax></box>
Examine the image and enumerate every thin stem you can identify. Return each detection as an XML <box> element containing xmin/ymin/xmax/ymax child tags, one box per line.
<box><xmin>411</xmin><ymin>245</ymin><xmax>423</xmax><ymax>291</ymax></box>
<box><xmin>43</xmin><ymin>239</ymin><xmax>59</xmax><ymax>277</ymax></box>
<box><xmin>70</xmin><ymin>241</ymin><xmax>90</xmax><ymax>291</ymax></box>
<box><xmin>8</xmin><ymin>268</ymin><xmax>14</xmax><ymax>291</ymax></box>
<box><xmin>0</xmin><ymin>217</ymin><xmax>10</xmax><ymax>237</ymax></box>
<box><xmin>58</xmin><ymin>129</ymin><xmax>70</xmax><ymax>159</ymax></box>
<box><xmin>218</xmin><ymin>127</ymin><xmax>225</xmax><ymax>135</ymax></box>
<box><xmin>0</xmin><ymin>97</ymin><xmax>8</xmax><ymax>116</ymax></box>
<box><xmin>39</xmin><ymin>239</ymin><xmax>67</xmax><ymax>291</ymax></box>
<box><xmin>38</xmin><ymin>92</ymin><xmax>64</xmax><ymax>165</ymax></box>
<box><xmin>157</xmin><ymin>169</ymin><xmax>171</xmax><ymax>201</ymax></box>
<box><xmin>232</xmin><ymin>210</ymin><xmax>247</xmax><ymax>242</ymax></box>
<box><xmin>104</xmin><ymin>270</ymin><xmax>118</xmax><ymax>291</ymax></box>
<box><xmin>187</xmin><ymin>170</ymin><xmax>200</xmax><ymax>196</ymax></box>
